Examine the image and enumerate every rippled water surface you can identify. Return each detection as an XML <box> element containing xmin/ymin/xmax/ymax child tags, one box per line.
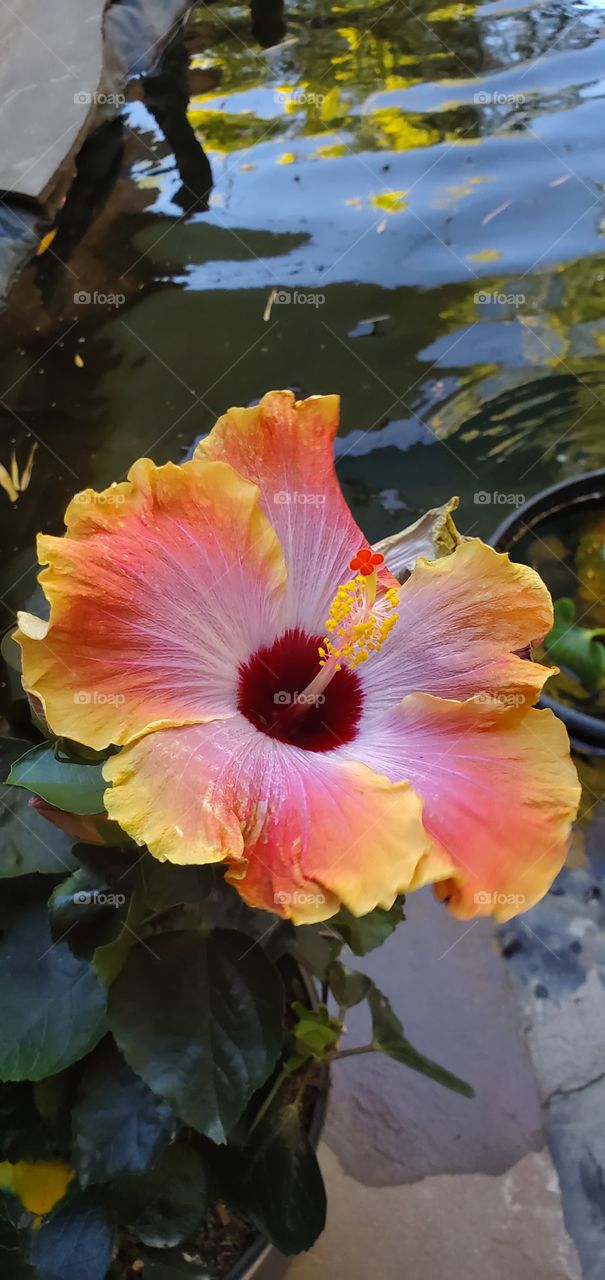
<box><xmin>0</xmin><ymin>0</ymin><xmax>604</xmax><ymax>615</ymax></box>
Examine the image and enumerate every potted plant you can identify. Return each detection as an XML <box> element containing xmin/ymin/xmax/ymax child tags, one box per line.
<box><xmin>491</xmin><ymin>468</ymin><xmax>605</xmax><ymax>754</ymax></box>
<box><xmin>0</xmin><ymin>392</ymin><xmax>579</xmax><ymax>1279</ymax></box>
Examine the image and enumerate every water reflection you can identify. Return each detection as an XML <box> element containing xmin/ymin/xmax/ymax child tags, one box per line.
<box><xmin>0</xmin><ymin>0</ymin><xmax>604</xmax><ymax>567</ymax></box>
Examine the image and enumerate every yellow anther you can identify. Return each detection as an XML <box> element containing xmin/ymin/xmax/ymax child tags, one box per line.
<box><xmin>318</xmin><ymin>570</ymin><xmax>399</xmax><ymax>671</ymax></box>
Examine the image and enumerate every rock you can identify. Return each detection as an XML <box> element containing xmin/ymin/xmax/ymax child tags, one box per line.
<box><xmin>0</xmin><ymin>0</ymin><xmax>106</xmax><ymax>206</ymax></box>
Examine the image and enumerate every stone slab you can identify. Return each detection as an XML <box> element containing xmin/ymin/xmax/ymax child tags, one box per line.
<box><xmin>549</xmin><ymin>1078</ymin><xmax>605</xmax><ymax>1280</ymax></box>
<box><xmin>289</xmin><ymin>1145</ymin><xmax>581</xmax><ymax>1280</ymax></box>
<box><xmin>0</xmin><ymin>0</ymin><xmax>106</xmax><ymax>204</ymax></box>
<box><xmin>324</xmin><ymin>889</ymin><xmax>544</xmax><ymax>1184</ymax></box>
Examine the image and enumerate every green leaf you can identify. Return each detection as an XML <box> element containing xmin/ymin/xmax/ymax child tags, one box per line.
<box><xmin>287</xmin><ymin>1003</ymin><xmax>340</xmax><ymax>1071</ymax></box>
<box><xmin>92</xmin><ymin>880</ymin><xmax>146</xmax><ymax>989</ymax></box>
<box><xmin>72</xmin><ymin>1040</ymin><xmax>174</xmax><ymax>1185</ymax></box>
<box><xmin>107</xmin><ymin>1143</ymin><xmax>207</xmax><ymax>1248</ymax></box>
<box><xmin>140</xmin><ymin>858</ymin><xmax>215</xmax><ymax>912</ymax></box>
<box><xmin>7</xmin><ymin>743</ymin><xmax>107</xmax><ymax>816</ymax></box>
<box><xmin>293</xmin><ymin>924</ymin><xmax>342</xmax><ymax>980</ymax></box>
<box><xmin>30</xmin><ymin>1191</ymin><xmax>113</xmax><ymax>1280</ymax></box>
<box><xmin>544</xmin><ymin>597</ymin><xmax>605</xmax><ymax>695</ymax></box>
<box><xmin>327</xmin><ymin>960</ymin><xmax>372</xmax><ymax>1008</ymax></box>
<box><xmin>0</xmin><ymin>738</ymin><xmax>76</xmax><ymax>878</ymax></box>
<box><xmin>368</xmin><ymin>986</ymin><xmax>473</xmax><ymax>1097</ymax></box>
<box><xmin>108</xmin><ymin>930</ymin><xmax>284</xmax><ymax>1142</ymax></box>
<box><xmin>0</xmin><ymin>1191</ymin><xmax>35</xmax><ymax>1279</ymax></box>
<box><xmin>329</xmin><ymin>901</ymin><xmax>405</xmax><ymax>955</ymax></box>
<box><xmin>239</xmin><ymin>1104</ymin><xmax>326</xmax><ymax>1253</ymax></box>
<box><xmin>0</xmin><ymin>903</ymin><xmax>107</xmax><ymax>1082</ymax></box>
<box><xmin>48</xmin><ymin>869</ymin><xmax>129</xmax><ymax>960</ymax></box>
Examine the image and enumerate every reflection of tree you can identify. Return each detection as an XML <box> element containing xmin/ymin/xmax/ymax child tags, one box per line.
<box><xmin>33</xmin><ymin>122</ymin><xmax>125</xmax><ymax>304</ymax></box>
<box><xmin>184</xmin><ymin>0</ymin><xmax>599</xmax><ymax>165</ymax></box>
<box><xmin>143</xmin><ymin>35</ymin><xmax>213</xmax><ymax>213</ymax></box>
<box><xmin>251</xmin><ymin>0</ymin><xmax>286</xmax><ymax>47</ymax></box>
<box><xmin>413</xmin><ymin>254</ymin><xmax>605</xmax><ymax>469</ymax></box>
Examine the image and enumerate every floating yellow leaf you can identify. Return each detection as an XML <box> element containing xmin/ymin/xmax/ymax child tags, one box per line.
<box><xmin>277</xmin><ymin>152</ymin><xmax>296</xmax><ymax>165</ymax></box>
<box><xmin>36</xmin><ymin>228</ymin><xmax>57</xmax><ymax>257</ymax></box>
<box><xmin>370</xmin><ymin>190</ymin><xmax>408</xmax><ymax>213</ymax></box>
<box><xmin>0</xmin><ymin>442</ymin><xmax>38</xmax><ymax>503</ymax></box>
<box><xmin>467</xmin><ymin>248</ymin><xmax>502</xmax><ymax>263</ymax></box>
<box><xmin>20</xmin><ymin>442</ymin><xmax>38</xmax><ymax>491</ymax></box>
<box><xmin>74</xmin><ymin>353</ymin><xmax>85</xmax><ymax>368</ymax></box>
<box><xmin>0</xmin><ymin>1161</ymin><xmax>73</xmax><ymax>1216</ymax></box>
<box><xmin>0</xmin><ymin>463</ymin><xmax>18</xmax><ymax>503</ymax></box>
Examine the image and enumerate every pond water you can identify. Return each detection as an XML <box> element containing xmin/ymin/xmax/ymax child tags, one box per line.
<box><xmin>0</xmin><ymin>0</ymin><xmax>604</xmax><ymax>637</ymax></box>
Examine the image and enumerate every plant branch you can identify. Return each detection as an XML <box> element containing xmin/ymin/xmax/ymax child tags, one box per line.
<box><xmin>326</xmin><ymin>1043</ymin><xmax>375</xmax><ymax>1062</ymax></box>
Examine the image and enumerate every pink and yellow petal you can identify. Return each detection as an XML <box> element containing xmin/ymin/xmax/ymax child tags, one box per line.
<box><xmin>343</xmin><ymin>694</ymin><xmax>580</xmax><ymax>921</ymax></box>
<box><xmin>103</xmin><ymin>717</ymin><xmax>438</xmax><ymax>923</ymax></box>
<box><xmin>360</xmin><ymin>538</ymin><xmax>556</xmax><ymax>717</ymax></box>
<box><xmin>197</xmin><ymin>391</ymin><xmax>395</xmax><ymax>630</ymax></box>
<box><xmin>16</xmin><ymin>458</ymin><xmax>286</xmax><ymax>750</ymax></box>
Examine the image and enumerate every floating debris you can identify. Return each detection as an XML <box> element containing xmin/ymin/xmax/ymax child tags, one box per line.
<box><xmin>263</xmin><ymin>289</ymin><xmax>277</xmax><ymax>322</ymax></box>
<box><xmin>482</xmin><ymin>200</ymin><xmax>512</xmax><ymax>225</ymax></box>
<box><xmin>0</xmin><ymin>442</ymin><xmax>38</xmax><ymax>503</ymax></box>
<box><xmin>348</xmin><ymin>315</ymin><xmax>390</xmax><ymax>339</ymax></box>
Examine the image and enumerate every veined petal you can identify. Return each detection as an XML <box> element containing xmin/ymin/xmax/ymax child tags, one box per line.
<box><xmin>360</xmin><ymin>539</ymin><xmax>556</xmax><ymax>718</ymax></box>
<box><xmin>197</xmin><ymin>391</ymin><xmax>395</xmax><ymax>630</ymax></box>
<box><xmin>103</xmin><ymin>718</ymin><xmax>441</xmax><ymax>924</ymax></box>
<box><xmin>16</xmin><ymin>458</ymin><xmax>286</xmax><ymax>750</ymax></box>
<box><xmin>341</xmin><ymin>694</ymin><xmax>580</xmax><ymax>921</ymax></box>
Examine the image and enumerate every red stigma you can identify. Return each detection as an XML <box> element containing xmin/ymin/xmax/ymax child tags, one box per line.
<box><xmin>349</xmin><ymin>546</ymin><xmax>385</xmax><ymax>574</ymax></box>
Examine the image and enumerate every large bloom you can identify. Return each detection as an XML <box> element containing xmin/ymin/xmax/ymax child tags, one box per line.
<box><xmin>16</xmin><ymin>392</ymin><xmax>580</xmax><ymax>923</ymax></box>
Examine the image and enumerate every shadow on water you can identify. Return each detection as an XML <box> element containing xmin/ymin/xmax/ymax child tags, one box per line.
<box><xmin>0</xmin><ymin>0</ymin><xmax>604</xmax><ymax>626</ymax></box>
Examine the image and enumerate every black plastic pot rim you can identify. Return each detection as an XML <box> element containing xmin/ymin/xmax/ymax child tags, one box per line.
<box><xmin>490</xmin><ymin>468</ymin><xmax>605</xmax><ymax>757</ymax></box>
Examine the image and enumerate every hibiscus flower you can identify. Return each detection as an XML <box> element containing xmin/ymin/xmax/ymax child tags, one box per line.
<box><xmin>16</xmin><ymin>391</ymin><xmax>580</xmax><ymax>923</ymax></box>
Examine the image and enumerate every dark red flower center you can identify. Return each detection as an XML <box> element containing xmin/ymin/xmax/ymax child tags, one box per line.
<box><xmin>237</xmin><ymin>628</ymin><xmax>363</xmax><ymax>751</ymax></box>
